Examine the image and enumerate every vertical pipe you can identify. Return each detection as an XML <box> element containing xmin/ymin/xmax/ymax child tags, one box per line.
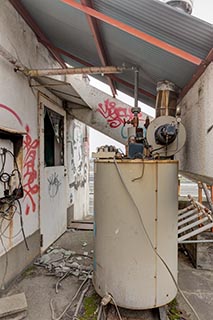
<box><xmin>178</xmin><ymin>177</ymin><xmax>181</xmax><ymax>197</ymax></box>
<box><xmin>198</xmin><ymin>182</ymin><xmax>203</xmax><ymax>204</ymax></box>
<box><xmin>201</xmin><ymin>183</ymin><xmax>213</xmax><ymax>214</ymax></box>
<box><xmin>134</xmin><ymin>68</ymin><xmax>139</xmax><ymax>109</ymax></box>
<box><xmin>155</xmin><ymin>81</ymin><xmax>179</xmax><ymax>118</ymax></box>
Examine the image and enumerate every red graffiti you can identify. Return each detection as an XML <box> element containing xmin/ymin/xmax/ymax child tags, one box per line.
<box><xmin>23</xmin><ymin>125</ymin><xmax>39</xmax><ymax>215</ymax></box>
<box><xmin>0</xmin><ymin>103</ymin><xmax>23</xmax><ymax>126</ymax></box>
<box><xmin>0</xmin><ymin>105</ymin><xmax>39</xmax><ymax>215</ymax></box>
<box><xmin>97</xmin><ymin>99</ymin><xmax>142</xmax><ymax>128</ymax></box>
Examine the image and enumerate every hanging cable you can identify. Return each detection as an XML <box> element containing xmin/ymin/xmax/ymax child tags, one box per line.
<box><xmin>0</xmin><ymin>147</ymin><xmax>29</xmax><ymax>288</ymax></box>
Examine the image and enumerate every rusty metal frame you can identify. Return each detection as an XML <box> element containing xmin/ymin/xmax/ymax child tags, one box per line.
<box><xmin>61</xmin><ymin>0</ymin><xmax>202</xmax><ymax>65</ymax></box>
<box><xmin>80</xmin><ymin>0</ymin><xmax>117</xmax><ymax>96</ymax></box>
<box><xmin>9</xmin><ymin>0</ymin><xmax>156</xmax><ymax>101</ymax></box>
<box><xmin>9</xmin><ymin>0</ymin><xmax>66</xmax><ymax>68</ymax></box>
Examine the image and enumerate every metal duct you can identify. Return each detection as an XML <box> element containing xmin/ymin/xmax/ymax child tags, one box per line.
<box><xmin>165</xmin><ymin>0</ymin><xmax>193</xmax><ymax>14</ymax></box>
<box><xmin>155</xmin><ymin>80</ymin><xmax>179</xmax><ymax>118</ymax></box>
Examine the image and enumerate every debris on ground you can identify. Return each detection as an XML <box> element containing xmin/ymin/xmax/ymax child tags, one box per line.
<box><xmin>34</xmin><ymin>247</ymin><xmax>93</xmax><ymax>278</ymax></box>
<box><xmin>34</xmin><ymin>247</ymin><xmax>93</xmax><ymax>298</ymax></box>
<box><xmin>0</xmin><ymin>293</ymin><xmax>28</xmax><ymax>320</ymax></box>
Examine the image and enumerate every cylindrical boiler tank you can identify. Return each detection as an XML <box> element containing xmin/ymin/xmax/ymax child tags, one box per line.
<box><xmin>93</xmin><ymin>160</ymin><xmax>178</xmax><ymax>310</ymax></box>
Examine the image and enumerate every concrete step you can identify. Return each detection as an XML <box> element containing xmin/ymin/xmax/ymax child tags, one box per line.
<box><xmin>0</xmin><ymin>293</ymin><xmax>27</xmax><ymax>319</ymax></box>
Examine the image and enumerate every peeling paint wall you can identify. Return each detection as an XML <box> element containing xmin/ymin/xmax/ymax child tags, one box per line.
<box><xmin>67</xmin><ymin>117</ymin><xmax>89</xmax><ymax>220</ymax></box>
<box><xmin>177</xmin><ymin>63</ymin><xmax>213</xmax><ymax>183</ymax></box>
<box><xmin>0</xmin><ymin>0</ymin><xmax>89</xmax><ymax>286</ymax></box>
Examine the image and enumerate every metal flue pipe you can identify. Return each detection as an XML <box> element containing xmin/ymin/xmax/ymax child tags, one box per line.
<box><xmin>24</xmin><ymin>66</ymin><xmax>127</xmax><ymax>77</ymax></box>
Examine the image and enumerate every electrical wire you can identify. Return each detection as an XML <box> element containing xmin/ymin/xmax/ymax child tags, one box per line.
<box><xmin>0</xmin><ymin>150</ymin><xmax>6</xmax><ymax>176</ymax></box>
<box><xmin>109</xmin><ymin>295</ymin><xmax>123</xmax><ymax>320</ymax></box>
<box><xmin>113</xmin><ymin>159</ymin><xmax>201</xmax><ymax>320</ymax></box>
<box><xmin>0</xmin><ymin>233</ymin><xmax>8</xmax><ymax>290</ymax></box>
<box><xmin>50</xmin><ymin>276</ymin><xmax>90</xmax><ymax>320</ymax></box>
<box><xmin>131</xmin><ymin>160</ymin><xmax>145</xmax><ymax>182</ymax></box>
<box><xmin>0</xmin><ymin>148</ymin><xmax>29</xmax><ymax>289</ymax></box>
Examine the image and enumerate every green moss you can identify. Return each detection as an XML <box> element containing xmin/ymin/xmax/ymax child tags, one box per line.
<box><xmin>80</xmin><ymin>293</ymin><xmax>100</xmax><ymax>320</ymax></box>
<box><xmin>168</xmin><ymin>299</ymin><xmax>182</xmax><ymax>320</ymax></box>
<box><xmin>22</xmin><ymin>265</ymin><xmax>37</xmax><ymax>277</ymax></box>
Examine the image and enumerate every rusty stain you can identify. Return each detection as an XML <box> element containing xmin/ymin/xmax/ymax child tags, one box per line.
<box><xmin>8</xmin><ymin>205</ymin><xmax>14</xmax><ymax>249</ymax></box>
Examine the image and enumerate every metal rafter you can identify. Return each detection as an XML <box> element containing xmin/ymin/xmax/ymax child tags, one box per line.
<box><xmin>80</xmin><ymin>0</ymin><xmax>117</xmax><ymax>97</ymax></box>
<box><xmin>9</xmin><ymin>0</ymin><xmax>156</xmax><ymax>102</ymax></box>
<box><xmin>61</xmin><ymin>0</ymin><xmax>202</xmax><ymax>65</ymax></box>
<box><xmin>9</xmin><ymin>0</ymin><xmax>66</xmax><ymax>68</ymax></box>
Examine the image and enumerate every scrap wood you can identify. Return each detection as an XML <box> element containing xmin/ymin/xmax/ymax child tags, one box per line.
<box><xmin>68</xmin><ymin>222</ymin><xmax>93</xmax><ymax>230</ymax></box>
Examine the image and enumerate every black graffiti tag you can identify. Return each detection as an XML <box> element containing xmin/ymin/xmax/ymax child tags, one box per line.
<box><xmin>47</xmin><ymin>173</ymin><xmax>61</xmax><ymax>198</ymax></box>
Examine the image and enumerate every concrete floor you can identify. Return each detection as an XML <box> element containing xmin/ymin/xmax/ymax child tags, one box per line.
<box><xmin>3</xmin><ymin>230</ymin><xmax>213</xmax><ymax>320</ymax></box>
<box><xmin>178</xmin><ymin>249</ymin><xmax>213</xmax><ymax>320</ymax></box>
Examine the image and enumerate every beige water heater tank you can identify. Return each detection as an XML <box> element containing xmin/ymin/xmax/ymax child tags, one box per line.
<box><xmin>93</xmin><ymin>160</ymin><xmax>178</xmax><ymax>309</ymax></box>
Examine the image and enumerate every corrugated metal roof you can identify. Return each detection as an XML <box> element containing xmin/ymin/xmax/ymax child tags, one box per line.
<box><xmin>18</xmin><ymin>0</ymin><xmax>213</xmax><ymax>107</ymax></box>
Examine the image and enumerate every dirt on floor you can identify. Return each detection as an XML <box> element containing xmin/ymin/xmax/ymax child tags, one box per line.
<box><xmin>1</xmin><ymin>230</ymin><xmax>213</xmax><ymax>320</ymax></box>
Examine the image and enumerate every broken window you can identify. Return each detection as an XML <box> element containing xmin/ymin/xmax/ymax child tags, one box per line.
<box><xmin>44</xmin><ymin>107</ymin><xmax>64</xmax><ymax>167</ymax></box>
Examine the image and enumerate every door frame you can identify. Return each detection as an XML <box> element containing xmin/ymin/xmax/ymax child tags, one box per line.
<box><xmin>38</xmin><ymin>93</ymin><xmax>67</xmax><ymax>250</ymax></box>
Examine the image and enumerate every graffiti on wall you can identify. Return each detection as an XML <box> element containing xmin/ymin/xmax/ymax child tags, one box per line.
<box><xmin>0</xmin><ymin>104</ymin><xmax>39</xmax><ymax>215</ymax></box>
<box><xmin>47</xmin><ymin>172</ymin><xmax>61</xmax><ymax>198</ymax></box>
<box><xmin>69</xmin><ymin>122</ymin><xmax>88</xmax><ymax>204</ymax></box>
<box><xmin>97</xmin><ymin>99</ymin><xmax>143</xmax><ymax>139</ymax></box>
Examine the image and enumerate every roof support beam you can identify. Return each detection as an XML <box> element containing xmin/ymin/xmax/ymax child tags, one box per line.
<box><xmin>42</xmin><ymin>43</ymin><xmax>156</xmax><ymax>101</ymax></box>
<box><xmin>80</xmin><ymin>0</ymin><xmax>117</xmax><ymax>96</ymax></box>
<box><xmin>179</xmin><ymin>48</ymin><xmax>213</xmax><ymax>101</ymax></box>
<box><xmin>61</xmin><ymin>0</ymin><xmax>202</xmax><ymax>65</ymax></box>
<box><xmin>9</xmin><ymin>0</ymin><xmax>66</xmax><ymax>68</ymax></box>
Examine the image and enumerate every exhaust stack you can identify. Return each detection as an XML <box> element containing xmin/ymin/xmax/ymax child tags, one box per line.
<box><xmin>165</xmin><ymin>0</ymin><xmax>193</xmax><ymax>14</ymax></box>
<box><xmin>155</xmin><ymin>80</ymin><xmax>179</xmax><ymax>118</ymax></box>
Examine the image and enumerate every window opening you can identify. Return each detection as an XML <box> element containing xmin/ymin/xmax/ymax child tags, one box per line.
<box><xmin>44</xmin><ymin>107</ymin><xmax>64</xmax><ymax>167</ymax></box>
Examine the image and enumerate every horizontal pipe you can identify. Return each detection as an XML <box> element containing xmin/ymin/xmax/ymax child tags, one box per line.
<box><xmin>179</xmin><ymin>240</ymin><xmax>213</xmax><ymax>244</ymax></box>
<box><xmin>25</xmin><ymin>66</ymin><xmax>127</xmax><ymax>77</ymax></box>
<box><xmin>178</xmin><ymin>222</ymin><xmax>213</xmax><ymax>241</ymax></box>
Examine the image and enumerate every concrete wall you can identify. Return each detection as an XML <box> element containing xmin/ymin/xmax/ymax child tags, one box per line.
<box><xmin>177</xmin><ymin>63</ymin><xmax>213</xmax><ymax>183</ymax></box>
<box><xmin>0</xmin><ymin>0</ymin><xmax>89</xmax><ymax>287</ymax></box>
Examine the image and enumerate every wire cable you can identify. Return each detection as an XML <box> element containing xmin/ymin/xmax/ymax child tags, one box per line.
<box><xmin>113</xmin><ymin>159</ymin><xmax>201</xmax><ymax>320</ymax></box>
<box><xmin>109</xmin><ymin>295</ymin><xmax>123</xmax><ymax>320</ymax></box>
<box><xmin>0</xmin><ymin>233</ymin><xmax>8</xmax><ymax>290</ymax></box>
<box><xmin>0</xmin><ymin>148</ymin><xmax>29</xmax><ymax>289</ymax></box>
<box><xmin>17</xmin><ymin>200</ymin><xmax>29</xmax><ymax>250</ymax></box>
<box><xmin>131</xmin><ymin>160</ymin><xmax>145</xmax><ymax>182</ymax></box>
<box><xmin>50</xmin><ymin>276</ymin><xmax>90</xmax><ymax>320</ymax></box>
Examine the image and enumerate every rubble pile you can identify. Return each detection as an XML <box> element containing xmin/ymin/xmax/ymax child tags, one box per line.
<box><xmin>34</xmin><ymin>247</ymin><xmax>93</xmax><ymax>280</ymax></box>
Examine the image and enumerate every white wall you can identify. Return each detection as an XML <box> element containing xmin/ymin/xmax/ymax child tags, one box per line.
<box><xmin>177</xmin><ymin>63</ymin><xmax>213</xmax><ymax>183</ymax></box>
<box><xmin>0</xmin><ymin>0</ymin><xmax>89</xmax><ymax>261</ymax></box>
<box><xmin>67</xmin><ymin>117</ymin><xmax>89</xmax><ymax>220</ymax></box>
